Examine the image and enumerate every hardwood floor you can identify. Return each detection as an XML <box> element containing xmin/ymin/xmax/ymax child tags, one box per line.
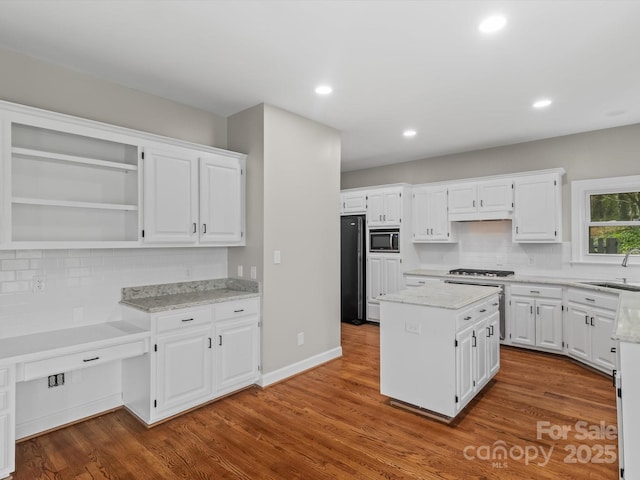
<box><xmin>15</xmin><ymin>323</ymin><xmax>618</xmax><ymax>479</ymax></box>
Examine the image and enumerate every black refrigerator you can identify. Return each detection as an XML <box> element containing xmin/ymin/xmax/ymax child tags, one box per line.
<box><xmin>341</xmin><ymin>215</ymin><xmax>366</xmax><ymax>324</ymax></box>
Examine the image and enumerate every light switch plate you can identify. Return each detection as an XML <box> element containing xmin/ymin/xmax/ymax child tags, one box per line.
<box><xmin>274</xmin><ymin>250</ymin><xmax>281</xmax><ymax>264</ymax></box>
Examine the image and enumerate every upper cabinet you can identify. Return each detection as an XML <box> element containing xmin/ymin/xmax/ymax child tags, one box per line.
<box><xmin>340</xmin><ymin>190</ymin><xmax>367</xmax><ymax>215</ymax></box>
<box><xmin>448</xmin><ymin>179</ymin><xmax>513</xmax><ymax>221</ymax></box>
<box><xmin>143</xmin><ymin>147</ymin><xmax>245</xmax><ymax>246</ymax></box>
<box><xmin>0</xmin><ymin>101</ymin><xmax>246</xmax><ymax>249</ymax></box>
<box><xmin>513</xmin><ymin>172</ymin><xmax>562</xmax><ymax>243</ymax></box>
<box><xmin>412</xmin><ymin>186</ymin><xmax>455</xmax><ymax>242</ymax></box>
<box><xmin>367</xmin><ymin>187</ymin><xmax>402</xmax><ymax>227</ymax></box>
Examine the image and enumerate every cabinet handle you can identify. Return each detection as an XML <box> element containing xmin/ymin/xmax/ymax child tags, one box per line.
<box><xmin>537</xmin><ymin>306</ymin><xmax>540</xmax><ymax>315</ymax></box>
<box><xmin>473</xmin><ymin>200</ymin><xmax>476</xmax><ymax>208</ymax></box>
<box><xmin>418</xmin><ymin>281</ymin><xmax>426</xmax><ymax>285</ymax></box>
<box><xmin>192</xmin><ymin>222</ymin><xmax>197</xmax><ymax>234</ymax></box>
<box><xmin>472</xmin><ymin>333</ymin><xmax>477</xmax><ymax>347</ymax></box>
<box><xmin>480</xmin><ymin>199</ymin><xmax>484</xmax><ymax>207</ymax></box>
<box><xmin>479</xmin><ymin>309</ymin><xmax>487</xmax><ymax>313</ymax></box>
<box><xmin>585</xmin><ymin>315</ymin><xmax>589</xmax><ymax>325</ymax></box>
<box><xmin>585</xmin><ymin>297</ymin><xmax>596</xmax><ymax>302</ymax></box>
<box><xmin>530</xmin><ymin>306</ymin><xmax>533</xmax><ymax>314</ymax></box>
<box><xmin>464</xmin><ymin>316</ymin><xmax>472</xmax><ymax>321</ymax></box>
<box><xmin>590</xmin><ymin>317</ymin><xmax>594</xmax><ymax>327</ymax></box>
<box><xmin>379</xmin><ymin>214</ymin><xmax>382</xmax><ymax>221</ymax></box>
<box><xmin>516</xmin><ymin>226</ymin><xmax>519</xmax><ymax>234</ymax></box>
<box><xmin>234</xmin><ymin>309</ymin><xmax>245</xmax><ymax>313</ymax></box>
<box><xmin>83</xmin><ymin>356</ymin><xmax>100</xmax><ymax>363</ymax></box>
<box><xmin>612</xmin><ymin>370</ymin><xmax>617</xmax><ymax>388</ymax></box>
<box><xmin>182</xmin><ymin>318</ymin><xmax>194</xmax><ymax>323</ymax></box>
<box><xmin>219</xmin><ymin>335</ymin><xmax>223</xmax><ymax>346</ymax></box>
<box><xmin>383</xmin><ymin>214</ymin><xmax>386</xmax><ymax>221</ymax></box>
<box><xmin>202</xmin><ymin>223</ymin><xmax>207</xmax><ymax>234</ymax></box>
<box><xmin>209</xmin><ymin>337</ymin><xmax>212</xmax><ymax>349</ymax></box>
<box><xmin>490</xmin><ymin>325</ymin><xmax>494</xmax><ymax>336</ymax></box>
<box><xmin>530</xmin><ymin>290</ymin><xmax>540</xmax><ymax>294</ymax></box>
<box><xmin>486</xmin><ymin>326</ymin><xmax>491</xmax><ymax>337</ymax></box>
<box><xmin>611</xmin><ymin>347</ymin><xmax>617</xmax><ymax>353</ymax></box>
<box><xmin>492</xmin><ymin>302</ymin><xmax>499</xmax><ymax>306</ymax></box>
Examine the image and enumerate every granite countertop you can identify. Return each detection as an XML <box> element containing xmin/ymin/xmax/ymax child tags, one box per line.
<box><xmin>613</xmin><ymin>292</ymin><xmax>640</xmax><ymax>343</ymax></box>
<box><xmin>120</xmin><ymin>278</ymin><xmax>260</xmax><ymax>313</ymax></box>
<box><xmin>403</xmin><ymin>268</ymin><xmax>640</xmax><ymax>294</ymax></box>
<box><xmin>378</xmin><ymin>283</ymin><xmax>500</xmax><ymax>309</ymax></box>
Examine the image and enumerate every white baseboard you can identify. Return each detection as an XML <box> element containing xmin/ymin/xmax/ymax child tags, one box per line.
<box><xmin>258</xmin><ymin>346</ymin><xmax>342</xmax><ymax>388</ymax></box>
<box><xmin>16</xmin><ymin>394</ymin><xmax>123</xmax><ymax>440</ymax></box>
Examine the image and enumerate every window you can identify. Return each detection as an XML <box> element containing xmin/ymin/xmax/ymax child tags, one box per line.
<box><xmin>572</xmin><ymin>176</ymin><xmax>640</xmax><ymax>263</ymax></box>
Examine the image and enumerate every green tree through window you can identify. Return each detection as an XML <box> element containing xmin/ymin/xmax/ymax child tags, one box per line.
<box><xmin>589</xmin><ymin>192</ymin><xmax>640</xmax><ymax>254</ymax></box>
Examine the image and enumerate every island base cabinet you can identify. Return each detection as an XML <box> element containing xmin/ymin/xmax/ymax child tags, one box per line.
<box><xmin>618</xmin><ymin>342</ymin><xmax>640</xmax><ymax>480</ymax></box>
<box><xmin>0</xmin><ymin>365</ymin><xmax>15</xmax><ymax>480</ymax></box>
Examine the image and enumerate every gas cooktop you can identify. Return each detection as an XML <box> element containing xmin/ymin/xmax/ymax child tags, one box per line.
<box><xmin>448</xmin><ymin>268</ymin><xmax>515</xmax><ymax>278</ymax></box>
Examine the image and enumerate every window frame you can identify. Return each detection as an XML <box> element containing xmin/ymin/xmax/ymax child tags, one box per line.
<box><xmin>572</xmin><ymin>175</ymin><xmax>640</xmax><ymax>264</ymax></box>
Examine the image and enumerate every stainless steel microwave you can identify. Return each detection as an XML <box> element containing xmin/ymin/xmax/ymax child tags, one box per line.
<box><xmin>369</xmin><ymin>229</ymin><xmax>400</xmax><ymax>253</ymax></box>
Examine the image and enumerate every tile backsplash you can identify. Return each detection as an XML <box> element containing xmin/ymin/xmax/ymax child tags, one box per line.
<box><xmin>0</xmin><ymin>247</ymin><xmax>227</xmax><ymax>338</ymax></box>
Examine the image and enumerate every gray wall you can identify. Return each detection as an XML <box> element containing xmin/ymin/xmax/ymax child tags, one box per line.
<box><xmin>228</xmin><ymin>104</ymin><xmax>341</xmax><ymax>374</ymax></box>
<box><xmin>0</xmin><ymin>47</ymin><xmax>227</xmax><ymax>147</ymax></box>
<box><xmin>341</xmin><ymin>123</ymin><xmax>640</xmax><ymax>240</ymax></box>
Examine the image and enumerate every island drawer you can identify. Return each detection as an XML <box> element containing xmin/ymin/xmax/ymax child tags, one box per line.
<box><xmin>215</xmin><ymin>298</ymin><xmax>259</xmax><ymax>321</ymax></box>
<box><xmin>474</xmin><ymin>296</ymin><xmax>499</xmax><ymax>317</ymax></box>
<box><xmin>404</xmin><ymin>276</ymin><xmax>440</xmax><ymax>287</ymax></box>
<box><xmin>155</xmin><ymin>306</ymin><xmax>212</xmax><ymax>333</ymax></box>
<box><xmin>511</xmin><ymin>284</ymin><xmax>562</xmax><ymax>299</ymax></box>
<box><xmin>21</xmin><ymin>339</ymin><xmax>148</xmax><ymax>381</ymax></box>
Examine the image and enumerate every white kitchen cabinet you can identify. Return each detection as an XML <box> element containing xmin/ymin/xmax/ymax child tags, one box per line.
<box><xmin>565</xmin><ymin>288</ymin><xmax>618</xmax><ymax>374</ymax></box>
<box><xmin>367</xmin><ymin>187</ymin><xmax>402</xmax><ymax>227</ymax></box>
<box><xmin>155</xmin><ymin>323</ymin><xmax>214</xmax><ymax>415</ymax></box>
<box><xmin>214</xmin><ymin>316</ymin><xmax>260</xmax><ymax>396</ymax></box>
<box><xmin>0</xmin><ymin>366</ymin><xmax>14</xmax><ymax>480</ymax></box>
<box><xmin>509</xmin><ymin>285</ymin><xmax>563</xmax><ymax>352</ymax></box>
<box><xmin>143</xmin><ymin>148</ymin><xmax>245</xmax><ymax>246</ymax></box>
<box><xmin>412</xmin><ymin>186</ymin><xmax>455</xmax><ymax>242</ymax></box>
<box><xmin>367</xmin><ymin>255</ymin><xmax>402</xmax><ymax>322</ymax></box>
<box><xmin>340</xmin><ymin>190</ymin><xmax>367</xmax><ymax>214</ymax></box>
<box><xmin>617</xmin><ymin>341</ymin><xmax>640</xmax><ymax>480</ymax></box>
<box><xmin>199</xmin><ymin>154</ymin><xmax>244</xmax><ymax>244</ymax></box>
<box><xmin>122</xmin><ymin>297</ymin><xmax>260</xmax><ymax>425</ymax></box>
<box><xmin>143</xmin><ymin>146</ymin><xmax>199</xmax><ymax>243</ymax></box>
<box><xmin>380</xmin><ymin>292</ymin><xmax>500</xmax><ymax>420</ymax></box>
<box><xmin>513</xmin><ymin>172</ymin><xmax>562</xmax><ymax>243</ymax></box>
<box><xmin>448</xmin><ymin>179</ymin><xmax>513</xmax><ymax>221</ymax></box>
<box><xmin>487</xmin><ymin>312</ymin><xmax>500</xmax><ymax>376</ymax></box>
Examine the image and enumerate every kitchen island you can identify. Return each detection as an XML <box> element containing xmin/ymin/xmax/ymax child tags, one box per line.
<box><xmin>379</xmin><ymin>283</ymin><xmax>500</xmax><ymax>422</ymax></box>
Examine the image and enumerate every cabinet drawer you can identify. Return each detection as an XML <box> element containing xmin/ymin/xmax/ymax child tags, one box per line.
<box><xmin>404</xmin><ymin>276</ymin><xmax>440</xmax><ymax>287</ymax></box>
<box><xmin>511</xmin><ymin>284</ymin><xmax>562</xmax><ymax>299</ymax></box>
<box><xmin>475</xmin><ymin>297</ymin><xmax>499</xmax><ymax>317</ymax></box>
<box><xmin>456</xmin><ymin>307</ymin><xmax>477</xmax><ymax>331</ymax></box>
<box><xmin>567</xmin><ymin>288</ymin><xmax>619</xmax><ymax>311</ymax></box>
<box><xmin>155</xmin><ymin>307</ymin><xmax>212</xmax><ymax>333</ymax></box>
<box><xmin>22</xmin><ymin>339</ymin><xmax>148</xmax><ymax>381</ymax></box>
<box><xmin>215</xmin><ymin>298</ymin><xmax>259</xmax><ymax>321</ymax></box>
<box><xmin>0</xmin><ymin>368</ymin><xmax>7</xmax><ymax>388</ymax></box>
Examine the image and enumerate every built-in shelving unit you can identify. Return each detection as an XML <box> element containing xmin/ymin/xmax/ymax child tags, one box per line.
<box><xmin>8</xmin><ymin>122</ymin><xmax>140</xmax><ymax>244</ymax></box>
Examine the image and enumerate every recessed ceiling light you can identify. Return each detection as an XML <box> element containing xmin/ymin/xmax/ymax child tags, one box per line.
<box><xmin>533</xmin><ymin>99</ymin><xmax>553</xmax><ymax>109</ymax></box>
<box><xmin>315</xmin><ymin>85</ymin><xmax>332</xmax><ymax>95</ymax></box>
<box><xmin>403</xmin><ymin>129</ymin><xmax>417</xmax><ymax>138</ymax></box>
<box><xmin>478</xmin><ymin>15</ymin><xmax>507</xmax><ymax>34</ymax></box>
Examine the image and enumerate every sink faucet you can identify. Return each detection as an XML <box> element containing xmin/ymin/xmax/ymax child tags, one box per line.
<box><xmin>622</xmin><ymin>248</ymin><xmax>640</xmax><ymax>267</ymax></box>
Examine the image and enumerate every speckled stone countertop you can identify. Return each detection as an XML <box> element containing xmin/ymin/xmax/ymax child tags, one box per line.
<box><xmin>378</xmin><ymin>283</ymin><xmax>500</xmax><ymax>309</ymax></box>
<box><xmin>120</xmin><ymin>278</ymin><xmax>260</xmax><ymax>313</ymax></box>
<box><xmin>613</xmin><ymin>292</ymin><xmax>640</xmax><ymax>343</ymax></box>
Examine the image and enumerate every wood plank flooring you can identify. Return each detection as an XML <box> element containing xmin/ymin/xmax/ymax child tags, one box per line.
<box><xmin>15</xmin><ymin>323</ymin><xmax>618</xmax><ymax>479</ymax></box>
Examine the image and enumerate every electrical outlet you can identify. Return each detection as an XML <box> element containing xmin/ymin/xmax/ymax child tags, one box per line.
<box><xmin>297</xmin><ymin>332</ymin><xmax>304</xmax><ymax>346</ymax></box>
<box><xmin>48</xmin><ymin>373</ymin><xmax>65</xmax><ymax>388</ymax></box>
<box><xmin>32</xmin><ymin>276</ymin><xmax>46</xmax><ymax>293</ymax></box>
<box><xmin>237</xmin><ymin>265</ymin><xmax>244</xmax><ymax>277</ymax></box>
<box><xmin>251</xmin><ymin>266</ymin><xmax>257</xmax><ymax>279</ymax></box>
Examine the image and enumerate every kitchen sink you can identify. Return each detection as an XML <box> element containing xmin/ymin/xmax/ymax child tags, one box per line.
<box><xmin>580</xmin><ymin>282</ymin><xmax>640</xmax><ymax>292</ymax></box>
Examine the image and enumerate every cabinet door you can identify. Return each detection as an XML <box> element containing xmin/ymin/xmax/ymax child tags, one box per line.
<box><xmin>448</xmin><ymin>183</ymin><xmax>477</xmax><ymax>215</ymax></box>
<box><xmin>591</xmin><ymin>308</ymin><xmax>616</xmax><ymax>372</ymax></box>
<box><xmin>383</xmin><ymin>257</ymin><xmax>402</xmax><ymax>295</ymax></box>
<box><xmin>367</xmin><ymin>256</ymin><xmax>383</xmax><ymax>300</ymax></box>
<box><xmin>367</xmin><ymin>191</ymin><xmax>384</xmax><ymax>226</ymax></box>
<box><xmin>456</xmin><ymin>325</ymin><xmax>475</xmax><ymax>410</ymax></box>
<box><xmin>342</xmin><ymin>191</ymin><xmax>367</xmax><ymax>214</ymax></box>
<box><xmin>155</xmin><ymin>325</ymin><xmax>213</xmax><ymax>414</ymax></box>
<box><xmin>383</xmin><ymin>190</ymin><xmax>402</xmax><ymax>224</ymax></box>
<box><xmin>429</xmin><ymin>188</ymin><xmax>451</xmax><ymax>240</ymax></box>
<box><xmin>513</xmin><ymin>174</ymin><xmax>560</xmax><ymax>242</ymax></box>
<box><xmin>535</xmin><ymin>299</ymin><xmax>563</xmax><ymax>352</ymax></box>
<box><xmin>510</xmin><ymin>296</ymin><xmax>536</xmax><ymax>346</ymax></box>
<box><xmin>412</xmin><ymin>188</ymin><xmax>430</xmax><ymax>241</ymax></box>
<box><xmin>199</xmin><ymin>154</ymin><xmax>243</xmax><ymax>244</ymax></box>
<box><xmin>143</xmin><ymin>147</ymin><xmax>198</xmax><ymax>243</ymax></box>
<box><xmin>215</xmin><ymin>318</ymin><xmax>259</xmax><ymax>395</ymax></box>
<box><xmin>487</xmin><ymin>312</ymin><xmax>500</xmax><ymax>377</ymax></box>
<box><xmin>0</xmin><ymin>413</ymin><xmax>12</xmax><ymax>478</ymax></box>
<box><xmin>474</xmin><ymin>320</ymin><xmax>489</xmax><ymax>389</ymax></box>
<box><xmin>478</xmin><ymin>180</ymin><xmax>513</xmax><ymax>212</ymax></box>
<box><xmin>566</xmin><ymin>303</ymin><xmax>590</xmax><ymax>362</ymax></box>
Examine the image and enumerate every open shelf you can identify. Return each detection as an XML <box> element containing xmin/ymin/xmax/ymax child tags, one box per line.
<box><xmin>12</xmin><ymin>197</ymin><xmax>138</xmax><ymax>211</ymax></box>
<box><xmin>12</xmin><ymin>147</ymin><xmax>139</xmax><ymax>172</ymax></box>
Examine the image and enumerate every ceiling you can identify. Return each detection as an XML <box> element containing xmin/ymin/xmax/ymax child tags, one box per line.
<box><xmin>1</xmin><ymin>1</ymin><xmax>639</xmax><ymax>172</ymax></box>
